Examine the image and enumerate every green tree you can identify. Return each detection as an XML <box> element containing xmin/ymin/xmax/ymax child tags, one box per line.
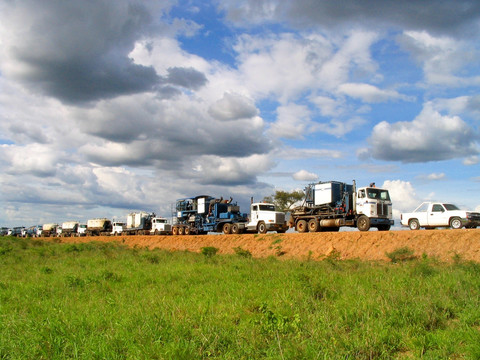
<box><xmin>263</xmin><ymin>190</ymin><xmax>304</xmax><ymax>212</ymax></box>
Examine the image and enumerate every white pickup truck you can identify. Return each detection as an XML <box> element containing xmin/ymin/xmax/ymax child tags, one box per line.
<box><xmin>401</xmin><ymin>202</ymin><xmax>480</xmax><ymax>230</ymax></box>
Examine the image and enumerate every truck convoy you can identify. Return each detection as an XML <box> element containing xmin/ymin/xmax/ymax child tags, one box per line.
<box><xmin>401</xmin><ymin>202</ymin><xmax>480</xmax><ymax>230</ymax></box>
<box><xmin>173</xmin><ymin>196</ymin><xmax>287</xmax><ymax>235</ymax></box>
<box><xmin>289</xmin><ymin>181</ymin><xmax>394</xmax><ymax>232</ymax></box>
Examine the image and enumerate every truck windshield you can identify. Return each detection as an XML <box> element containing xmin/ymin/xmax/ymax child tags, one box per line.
<box><xmin>259</xmin><ymin>204</ymin><xmax>276</xmax><ymax>211</ymax></box>
<box><xmin>366</xmin><ymin>188</ymin><xmax>390</xmax><ymax>201</ymax></box>
<box><xmin>443</xmin><ymin>204</ymin><xmax>460</xmax><ymax>211</ymax></box>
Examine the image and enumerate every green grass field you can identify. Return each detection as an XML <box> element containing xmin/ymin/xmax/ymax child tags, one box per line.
<box><xmin>1</xmin><ymin>236</ymin><xmax>479</xmax><ymax>359</ymax></box>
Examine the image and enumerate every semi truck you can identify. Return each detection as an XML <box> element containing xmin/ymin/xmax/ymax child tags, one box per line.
<box><xmin>151</xmin><ymin>217</ymin><xmax>172</xmax><ymax>235</ymax></box>
<box><xmin>172</xmin><ymin>196</ymin><xmax>286</xmax><ymax>235</ymax></box>
<box><xmin>124</xmin><ymin>212</ymin><xmax>155</xmax><ymax>235</ymax></box>
<box><xmin>61</xmin><ymin>221</ymin><xmax>79</xmax><ymax>237</ymax></box>
<box><xmin>86</xmin><ymin>218</ymin><xmax>112</xmax><ymax>236</ymax></box>
<box><xmin>41</xmin><ymin>223</ymin><xmax>58</xmax><ymax>237</ymax></box>
<box><xmin>289</xmin><ymin>181</ymin><xmax>394</xmax><ymax>232</ymax></box>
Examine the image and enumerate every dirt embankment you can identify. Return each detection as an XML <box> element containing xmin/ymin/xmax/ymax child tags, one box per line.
<box><xmin>46</xmin><ymin>229</ymin><xmax>480</xmax><ymax>262</ymax></box>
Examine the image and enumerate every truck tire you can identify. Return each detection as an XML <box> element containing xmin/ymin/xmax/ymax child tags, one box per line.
<box><xmin>223</xmin><ymin>223</ymin><xmax>232</xmax><ymax>234</ymax></box>
<box><xmin>408</xmin><ymin>219</ymin><xmax>420</xmax><ymax>231</ymax></box>
<box><xmin>172</xmin><ymin>226</ymin><xmax>178</xmax><ymax>236</ymax></box>
<box><xmin>231</xmin><ymin>223</ymin><xmax>240</xmax><ymax>234</ymax></box>
<box><xmin>296</xmin><ymin>220</ymin><xmax>307</xmax><ymax>233</ymax></box>
<box><xmin>377</xmin><ymin>225</ymin><xmax>391</xmax><ymax>231</ymax></box>
<box><xmin>178</xmin><ymin>226</ymin><xmax>185</xmax><ymax>235</ymax></box>
<box><xmin>184</xmin><ymin>227</ymin><xmax>191</xmax><ymax>235</ymax></box>
<box><xmin>450</xmin><ymin>217</ymin><xmax>463</xmax><ymax>229</ymax></box>
<box><xmin>357</xmin><ymin>215</ymin><xmax>370</xmax><ymax>232</ymax></box>
<box><xmin>308</xmin><ymin>219</ymin><xmax>319</xmax><ymax>232</ymax></box>
<box><xmin>257</xmin><ymin>222</ymin><xmax>267</xmax><ymax>234</ymax></box>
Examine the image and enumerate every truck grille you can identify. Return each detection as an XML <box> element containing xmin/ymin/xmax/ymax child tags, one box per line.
<box><xmin>276</xmin><ymin>213</ymin><xmax>285</xmax><ymax>223</ymax></box>
<box><xmin>377</xmin><ymin>203</ymin><xmax>389</xmax><ymax>217</ymax></box>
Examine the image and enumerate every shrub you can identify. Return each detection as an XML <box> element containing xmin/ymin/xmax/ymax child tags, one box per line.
<box><xmin>386</xmin><ymin>247</ymin><xmax>417</xmax><ymax>263</ymax></box>
<box><xmin>201</xmin><ymin>246</ymin><xmax>219</xmax><ymax>257</ymax></box>
<box><xmin>233</xmin><ymin>246</ymin><xmax>252</xmax><ymax>258</ymax></box>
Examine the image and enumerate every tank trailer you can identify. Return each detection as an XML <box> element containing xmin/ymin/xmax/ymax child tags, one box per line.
<box><xmin>86</xmin><ymin>218</ymin><xmax>112</xmax><ymax>236</ymax></box>
<box><xmin>289</xmin><ymin>181</ymin><xmax>393</xmax><ymax>232</ymax></box>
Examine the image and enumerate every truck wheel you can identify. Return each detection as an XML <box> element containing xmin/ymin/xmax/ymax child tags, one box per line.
<box><xmin>178</xmin><ymin>226</ymin><xmax>185</xmax><ymax>235</ymax></box>
<box><xmin>257</xmin><ymin>222</ymin><xmax>267</xmax><ymax>234</ymax></box>
<box><xmin>308</xmin><ymin>219</ymin><xmax>319</xmax><ymax>232</ymax></box>
<box><xmin>172</xmin><ymin>226</ymin><xmax>178</xmax><ymax>236</ymax></box>
<box><xmin>223</xmin><ymin>223</ymin><xmax>232</xmax><ymax>234</ymax></box>
<box><xmin>377</xmin><ymin>225</ymin><xmax>391</xmax><ymax>231</ymax></box>
<box><xmin>450</xmin><ymin>217</ymin><xmax>463</xmax><ymax>229</ymax></box>
<box><xmin>296</xmin><ymin>220</ymin><xmax>307</xmax><ymax>233</ymax></box>
<box><xmin>357</xmin><ymin>215</ymin><xmax>370</xmax><ymax>232</ymax></box>
<box><xmin>184</xmin><ymin>227</ymin><xmax>190</xmax><ymax>235</ymax></box>
<box><xmin>408</xmin><ymin>219</ymin><xmax>420</xmax><ymax>231</ymax></box>
<box><xmin>231</xmin><ymin>223</ymin><xmax>240</xmax><ymax>234</ymax></box>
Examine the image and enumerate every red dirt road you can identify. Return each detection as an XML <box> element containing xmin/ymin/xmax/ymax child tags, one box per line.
<box><xmin>48</xmin><ymin>228</ymin><xmax>480</xmax><ymax>262</ymax></box>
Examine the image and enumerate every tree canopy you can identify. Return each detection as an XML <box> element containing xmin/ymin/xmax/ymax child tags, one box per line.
<box><xmin>263</xmin><ymin>190</ymin><xmax>304</xmax><ymax>212</ymax></box>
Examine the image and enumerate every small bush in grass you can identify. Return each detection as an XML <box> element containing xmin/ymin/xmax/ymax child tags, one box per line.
<box><xmin>201</xmin><ymin>246</ymin><xmax>218</xmax><ymax>257</ymax></box>
<box><xmin>233</xmin><ymin>246</ymin><xmax>252</xmax><ymax>258</ymax></box>
<box><xmin>386</xmin><ymin>247</ymin><xmax>417</xmax><ymax>263</ymax></box>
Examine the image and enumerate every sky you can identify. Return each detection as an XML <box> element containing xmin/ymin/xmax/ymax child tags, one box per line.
<box><xmin>1</xmin><ymin>0</ymin><xmax>479</xmax><ymax>227</ymax></box>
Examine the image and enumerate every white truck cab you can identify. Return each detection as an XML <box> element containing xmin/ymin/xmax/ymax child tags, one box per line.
<box><xmin>356</xmin><ymin>186</ymin><xmax>393</xmax><ymax>222</ymax></box>
<box><xmin>77</xmin><ymin>224</ymin><xmax>87</xmax><ymax>236</ymax></box>
<box><xmin>111</xmin><ymin>222</ymin><xmax>126</xmax><ymax>236</ymax></box>
<box><xmin>244</xmin><ymin>203</ymin><xmax>288</xmax><ymax>234</ymax></box>
<box><xmin>150</xmin><ymin>217</ymin><xmax>172</xmax><ymax>235</ymax></box>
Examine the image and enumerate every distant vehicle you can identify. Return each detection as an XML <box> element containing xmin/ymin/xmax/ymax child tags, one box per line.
<box><xmin>36</xmin><ymin>225</ymin><xmax>43</xmax><ymax>237</ymax></box>
<box><xmin>24</xmin><ymin>226</ymin><xmax>40</xmax><ymax>237</ymax></box>
<box><xmin>124</xmin><ymin>212</ymin><xmax>154</xmax><ymax>235</ymax></box>
<box><xmin>401</xmin><ymin>202</ymin><xmax>480</xmax><ymax>230</ymax></box>
<box><xmin>111</xmin><ymin>222</ymin><xmax>126</xmax><ymax>236</ymax></box>
<box><xmin>41</xmin><ymin>223</ymin><xmax>58</xmax><ymax>237</ymax></box>
<box><xmin>0</xmin><ymin>227</ymin><xmax>9</xmax><ymax>236</ymax></box>
<box><xmin>11</xmin><ymin>227</ymin><xmax>25</xmax><ymax>237</ymax></box>
<box><xmin>61</xmin><ymin>221</ymin><xmax>79</xmax><ymax>237</ymax></box>
<box><xmin>86</xmin><ymin>218</ymin><xmax>112</xmax><ymax>236</ymax></box>
<box><xmin>150</xmin><ymin>217</ymin><xmax>172</xmax><ymax>235</ymax></box>
<box><xmin>77</xmin><ymin>224</ymin><xmax>87</xmax><ymax>237</ymax></box>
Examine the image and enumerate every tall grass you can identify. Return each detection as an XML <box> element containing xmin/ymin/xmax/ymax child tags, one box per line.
<box><xmin>0</xmin><ymin>236</ymin><xmax>479</xmax><ymax>359</ymax></box>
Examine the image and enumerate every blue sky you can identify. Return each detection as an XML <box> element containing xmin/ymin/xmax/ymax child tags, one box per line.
<box><xmin>0</xmin><ymin>0</ymin><xmax>479</xmax><ymax>227</ymax></box>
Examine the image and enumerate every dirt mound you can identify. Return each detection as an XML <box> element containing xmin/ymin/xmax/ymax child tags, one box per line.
<box><xmin>49</xmin><ymin>228</ymin><xmax>480</xmax><ymax>262</ymax></box>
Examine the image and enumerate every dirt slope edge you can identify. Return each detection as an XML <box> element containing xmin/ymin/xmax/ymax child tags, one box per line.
<box><xmin>46</xmin><ymin>229</ymin><xmax>480</xmax><ymax>262</ymax></box>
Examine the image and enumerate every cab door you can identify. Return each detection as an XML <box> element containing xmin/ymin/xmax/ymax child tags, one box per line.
<box><xmin>427</xmin><ymin>204</ymin><xmax>449</xmax><ymax>226</ymax></box>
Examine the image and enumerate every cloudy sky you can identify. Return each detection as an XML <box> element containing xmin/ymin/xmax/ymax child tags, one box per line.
<box><xmin>1</xmin><ymin>0</ymin><xmax>479</xmax><ymax>227</ymax></box>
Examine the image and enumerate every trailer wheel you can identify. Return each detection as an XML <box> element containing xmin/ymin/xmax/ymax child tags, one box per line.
<box><xmin>357</xmin><ymin>215</ymin><xmax>370</xmax><ymax>232</ymax></box>
<box><xmin>450</xmin><ymin>217</ymin><xmax>463</xmax><ymax>229</ymax></box>
<box><xmin>308</xmin><ymin>219</ymin><xmax>319</xmax><ymax>232</ymax></box>
<box><xmin>172</xmin><ymin>226</ymin><xmax>178</xmax><ymax>236</ymax></box>
<box><xmin>408</xmin><ymin>219</ymin><xmax>420</xmax><ymax>231</ymax></box>
<box><xmin>178</xmin><ymin>226</ymin><xmax>185</xmax><ymax>235</ymax></box>
<box><xmin>231</xmin><ymin>224</ymin><xmax>240</xmax><ymax>234</ymax></box>
<box><xmin>296</xmin><ymin>220</ymin><xmax>307</xmax><ymax>233</ymax></box>
<box><xmin>184</xmin><ymin>227</ymin><xmax>191</xmax><ymax>235</ymax></box>
<box><xmin>257</xmin><ymin>222</ymin><xmax>267</xmax><ymax>234</ymax></box>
